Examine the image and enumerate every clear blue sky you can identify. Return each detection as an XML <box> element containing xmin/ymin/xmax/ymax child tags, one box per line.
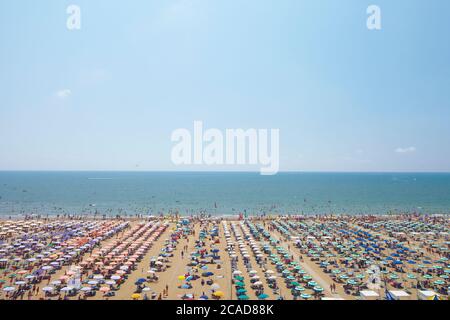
<box><xmin>0</xmin><ymin>0</ymin><xmax>449</xmax><ymax>172</ymax></box>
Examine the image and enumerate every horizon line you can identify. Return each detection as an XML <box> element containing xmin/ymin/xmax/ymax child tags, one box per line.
<box><xmin>0</xmin><ymin>170</ymin><xmax>449</xmax><ymax>174</ymax></box>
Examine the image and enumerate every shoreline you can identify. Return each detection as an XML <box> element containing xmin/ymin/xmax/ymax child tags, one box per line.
<box><xmin>1</xmin><ymin>212</ymin><xmax>450</xmax><ymax>221</ymax></box>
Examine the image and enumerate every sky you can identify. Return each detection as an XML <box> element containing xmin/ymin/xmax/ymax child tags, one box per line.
<box><xmin>0</xmin><ymin>0</ymin><xmax>449</xmax><ymax>172</ymax></box>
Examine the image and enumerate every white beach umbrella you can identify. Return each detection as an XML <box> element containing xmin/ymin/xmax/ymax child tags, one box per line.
<box><xmin>211</xmin><ymin>283</ymin><xmax>220</xmax><ymax>290</ymax></box>
<box><xmin>42</xmin><ymin>286</ymin><xmax>54</xmax><ymax>292</ymax></box>
<box><xmin>80</xmin><ymin>287</ymin><xmax>93</xmax><ymax>292</ymax></box>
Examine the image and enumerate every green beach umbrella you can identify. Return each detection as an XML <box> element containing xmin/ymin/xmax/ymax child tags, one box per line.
<box><xmin>347</xmin><ymin>280</ymin><xmax>358</xmax><ymax>286</ymax></box>
<box><xmin>313</xmin><ymin>286</ymin><xmax>324</xmax><ymax>292</ymax></box>
<box><xmin>332</xmin><ymin>269</ymin><xmax>341</xmax><ymax>274</ymax></box>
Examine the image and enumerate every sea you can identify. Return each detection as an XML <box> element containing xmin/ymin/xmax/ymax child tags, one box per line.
<box><xmin>0</xmin><ymin>171</ymin><xmax>449</xmax><ymax>217</ymax></box>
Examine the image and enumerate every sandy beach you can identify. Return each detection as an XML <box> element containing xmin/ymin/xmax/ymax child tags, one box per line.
<box><xmin>0</xmin><ymin>215</ymin><xmax>448</xmax><ymax>300</ymax></box>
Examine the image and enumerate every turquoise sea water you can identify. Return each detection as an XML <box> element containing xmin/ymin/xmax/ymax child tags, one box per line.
<box><xmin>0</xmin><ymin>171</ymin><xmax>449</xmax><ymax>216</ymax></box>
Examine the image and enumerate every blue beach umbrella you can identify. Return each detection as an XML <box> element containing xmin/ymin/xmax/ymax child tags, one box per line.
<box><xmin>258</xmin><ymin>293</ymin><xmax>269</xmax><ymax>300</ymax></box>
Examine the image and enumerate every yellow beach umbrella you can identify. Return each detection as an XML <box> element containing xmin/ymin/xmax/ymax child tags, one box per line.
<box><xmin>178</xmin><ymin>275</ymin><xmax>185</xmax><ymax>280</ymax></box>
<box><xmin>131</xmin><ymin>293</ymin><xmax>141</xmax><ymax>300</ymax></box>
<box><xmin>213</xmin><ymin>291</ymin><xmax>224</xmax><ymax>297</ymax></box>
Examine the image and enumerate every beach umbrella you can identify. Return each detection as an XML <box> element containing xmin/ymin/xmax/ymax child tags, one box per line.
<box><xmin>100</xmin><ymin>287</ymin><xmax>110</xmax><ymax>292</ymax></box>
<box><xmin>332</xmin><ymin>269</ymin><xmax>341</xmax><ymax>274</ymax></box>
<box><xmin>211</xmin><ymin>283</ymin><xmax>220</xmax><ymax>290</ymax></box>
<box><xmin>313</xmin><ymin>286</ymin><xmax>324</xmax><ymax>292</ymax></box>
<box><xmin>294</xmin><ymin>286</ymin><xmax>305</xmax><ymax>291</ymax></box>
<box><xmin>131</xmin><ymin>293</ymin><xmax>141</xmax><ymax>300</ymax></box>
<box><xmin>237</xmin><ymin>288</ymin><xmax>247</xmax><ymax>294</ymax></box>
<box><xmin>238</xmin><ymin>294</ymin><xmax>249</xmax><ymax>300</ymax></box>
<box><xmin>308</xmin><ymin>281</ymin><xmax>317</xmax><ymax>287</ymax></box>
<box><xmin>60</xmin><ymin>286</ymin><xmax>74</xmax><ymax>292</ymax></box>
<box><xmin>199</xmin><ymin>294</ymin><xmax>209</xmax><ymax>300</ymax></box>
<box><xmin>301</xmin><ymin>293</ymin><xmax>312</xmax><ymax>299</ymax></box>
<box><xmin>258</xmin><ymin>293</ymin><xmax>269</xmax><ymax>300</ymax></box>
<box><xmin>42</xmin><ymin>286</ymin><xmax>54</xmax><ymax>292</ymax></box>
<box><xmin>213</xmin><ymin>291</ymin><xmax>224</xmax><ymax>298</ymax></box>
<box><xmin>3</xmin><ymin>286</ymin><xmax>16</xmax><ymax>292</ymax></box>
<box><xmin>235</xmin><ymin>281</ymin><xmax>245</xmax><ymax>287</ymax></box>
<box><xmin>80</xmin><ymin>287</ymin><xmax>93</xmax><ymax>292</ymax></box>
